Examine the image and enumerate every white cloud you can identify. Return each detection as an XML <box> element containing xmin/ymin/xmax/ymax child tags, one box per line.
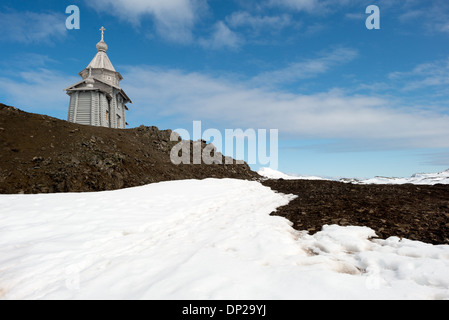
<box><xmin>86</xmin><ymin>0</ymin><xmax>206</xmax><ymax>43</ymax></box>
<box><xmin>122</xmin><ymin>65</ymin><xmax>449</xmax><ymax>149</ymax></box>
<box><xmin>252</xmin><ymin>47</ymin><xmax>359</xmax><ymax>86</ymax></box>
<box><xmin>0</xmin><ymin>53</ymin><xmax>58</xmax><ymax>69</ymax></box>
<box><xmin>266</xmin><ymin>0</ymin><xmax>319</xmax><ymax>12</ymax></box>
<box><xmin>0</xmin><ymin>69</ymin><xmax>78</xmax><ymax>118</ymax></box>
<box><xmin>226</xmin><ymin>11</ymin><xmax>292</xmax><ymax>31</ymax></box>
<box><xmin>199</xmin><ymin>21</ymin><xmax>242</xmax><ymax>49</ymax></box>
<box><xmin>3</xmin><ymin>61</ymin><xmax>449</xmax><ymax>151</ymax></box>
<box><xmin>398</xmin><ymin>10</ymin><xmax>423</xmax><ymax>23</ymax></box>
<box><xmin>345</xmin><ymin>12</ymin><xmax>365</xmax><ymax>20</ymax></box>
<box><xmin>265</xmin><ymin>0</ymin><xmax>355</xmax><ymax>13</ymax></box>
<box><xmin>218</xmin><ymin>11</ymin><xmax>295</xmax><ymax>47</ymax></box>
<box><xmin>395</xmin><ymin>0</ymin><xmax>449</xmax><ymax>34</ymax></box>
<box><xmin>0</xmin><ymin>11</ymin><xmax>66</xmax><ymax>44</ymax></box>
<box><xmin>388</xmin><ymin>58</ymin><xmax>449</xmax><ymax>91</ymax></box>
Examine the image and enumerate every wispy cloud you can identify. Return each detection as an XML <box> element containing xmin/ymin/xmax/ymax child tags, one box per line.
<box><xmin>86</xmin><ymin>0</ymin><xmax>207</xmax><ymax>43</ymax></box>
<box><xmin>199</xmin><ymin>21</ymin><xmax>242</xmax><ymax>49</ymax></box>
<box><xmin>121</xmin><ymin>64</ymin><xmax>449</xmax><ymax>150</ymax></box>
<box><xmin>0</xmin><ymin>10</ymin><xmax>66</xmax><ymax>44</ymax></box>
<box><xmin>252</xmin><ymin>47</ymin><xmax>359</xmax><ymax>86</ymax></box>
<box><xmin>265</xmin><ymin>0</ymin><xmax>320</xmax><ymax>12</ymax></box>
<box><xmin>388</xmin><ymin>58</ymin><xmax>449</xmax><ymax>92</ymax></box>
<box><xmin>2</xmin><ymin>60</ymin><xmax>448</xmax><ymax>153</ymax></box>
<box><xmin>0</xmin><ymin>68</ymin><xmax>78</xmax><ymax>117</ymax></box>
<box><xmin>265</xmin><ymin>0</ymin><xmax>357</xmax><ymax>14</ymax></box>
<box><xmin>226</xmin><ymin>11</ymin><xmax>292</xmax><ymax>32</ymax></box>
<box><xmin>395</xmin><ymin>0</ymin><xmax>449</xmax><ymax>34</ymax></box>
<box><xmin>2</xmin><ymin>53</ymin><xmax>58</xmax><ymax>68</ymax></box>
<box><xmin>345</xmin><ymin>12</ymin><xmax>365</xmax><ymax>20</ymax></box>
<box><xmin>264</xmin><ymin>0</ymin><xmax>449</xmax><ymax>37</ymax></box>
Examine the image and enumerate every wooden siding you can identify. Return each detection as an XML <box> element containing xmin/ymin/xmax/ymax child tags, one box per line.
<box><xmin>67</xmin><ymin>94</ymin><xmax>76</xmax><ymax>122</ymax></box>
<box><xmin>99</xmin><ymin>93</ymin><xmax>110</xmax><ymax>128</ymax></box>
<box><xmin>75</xmin><ymin>92</ymin><xmax>92</xmax><ymax>125</ymax></box>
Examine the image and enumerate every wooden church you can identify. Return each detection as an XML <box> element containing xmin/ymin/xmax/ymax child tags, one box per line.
<box><xmin>64</xmin><ymin>27</ymin><xmax>132</xmax><ymax>129</ymax></box>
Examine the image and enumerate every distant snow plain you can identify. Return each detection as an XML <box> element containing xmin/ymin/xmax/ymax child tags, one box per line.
<box><xmin>258</xmin><ymin>167</ymin><xmax>449</xmax><ymax>185</ymax></box>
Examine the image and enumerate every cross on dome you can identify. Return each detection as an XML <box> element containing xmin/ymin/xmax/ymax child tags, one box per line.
<box><xmin>100</xmin><ymin>26</ymin><xmax>106</xmax><ymax>41</ymax></box>
<box><xmin>96</xmin><ymin>26</ymin><xmax>108</xmax><ymax>53</ymax></box>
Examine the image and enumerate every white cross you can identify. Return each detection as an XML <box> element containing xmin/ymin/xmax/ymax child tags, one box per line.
<box><xmin>100</xmin><ymin>26</ymin><xmax>106</xmax><ymax>41</ymax></box>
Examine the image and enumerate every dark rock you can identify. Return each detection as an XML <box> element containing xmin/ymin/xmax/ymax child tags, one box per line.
<box><xmin>0</xmin><ymin>103</ymin><xmax>259</xmax><ymax>195</ymax></box>
<box><xmin>263</xmin><ymin>179</ymin><xmax>449</xmax><ymax>245</ymax></box>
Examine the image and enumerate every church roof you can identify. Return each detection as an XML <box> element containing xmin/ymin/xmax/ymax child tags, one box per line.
<box><xmin>64</xmin><ymin>77</ymin><xmax>133</xmax><ymax>104</ymax></box>
<box><xmin>64</xmin><ymin>27</ymin><xmax>132</xmax><ymax>104</ymax></box>
<box><xmin>86</xmin><ymin>27</ymin><xmax>116</xmax><ymax>72</ymax></box>
<box><xmin>87</xmin><ymin>49</ymin><xmax>116</xmax><ymax>72</ymax></box>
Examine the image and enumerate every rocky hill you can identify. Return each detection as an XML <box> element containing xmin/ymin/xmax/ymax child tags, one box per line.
<box><xmin>0</xmin><ymin>103</ymin><xmax>259</xmax><ymax>194</ymax></box>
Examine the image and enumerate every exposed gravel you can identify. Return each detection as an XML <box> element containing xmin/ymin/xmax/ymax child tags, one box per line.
<box><xmin>262</xmin><ymin>179</ymin><xmax>449</xmax><ymax>245</ymax></box>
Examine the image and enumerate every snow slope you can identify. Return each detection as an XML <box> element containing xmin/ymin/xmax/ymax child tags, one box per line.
<box><xmin>258</xmin><ymin>167</ymin><xmax>327</xmax><ymax>181</ymax></box>
<box><xmin>1</xmin><ymin>179</ymin><xmax>449</xmax><ymax>300</ymax></box>
<box><xmin>358</xmin><ymin>170</ymin><xmax>449</xmax><ymax>185</ymax></box>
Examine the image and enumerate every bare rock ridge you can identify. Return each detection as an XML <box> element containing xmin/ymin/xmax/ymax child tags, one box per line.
<box><xmin>0</xmin><ymin>103</ymin><xmax>259</xmax><ymax>194</ymax></box>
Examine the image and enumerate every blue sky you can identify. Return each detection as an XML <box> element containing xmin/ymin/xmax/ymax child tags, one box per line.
<box><xmin>1</xmin><ymin>0</ymin><xmax>449</xmax><ymax>178</ymax></box>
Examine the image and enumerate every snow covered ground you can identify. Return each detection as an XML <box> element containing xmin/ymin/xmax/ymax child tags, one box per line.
<box><xmin>1</xmin><ymin>178</ymin><xmax>449</xmax><ymax>300</ymax></box>
<box><xmin>258</xmin><ymin>168</ymin><xmax>449</xmax><ymax>185</ymax></box>
<box><xmin>258</xmin><ymin>167</ymin><xmax>327</xmax><ymax>181</ymax></box>
<box><xmin>358</xmin><ymin>170</ymin><xmax>449</xmax><ymax>185</ymax></box>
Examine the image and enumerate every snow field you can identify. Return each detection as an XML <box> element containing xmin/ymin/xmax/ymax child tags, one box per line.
<box><xmin>258</xmin><ymin>167</ymin><xmax>327</xmax><ymax>181</ymax></box>
<box><xmin>0</xmin><ymin>179</ymin><xmax>448</xmax><ymax>300</ymax></box>
<box><xmin>359</xmin><ymin>170</ymin><xmax>449</xmax><ymax>185</ymax></box>
<box><xmin>258</xmin><ymin>167</ymin><xmax>449</xmax><ymax>185</ymax></box>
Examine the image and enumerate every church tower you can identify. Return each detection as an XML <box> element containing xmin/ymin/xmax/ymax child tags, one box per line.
<box><xmin>64</xmin><ymin>27</ymin><xmax>132</xmax><ymax>129</ymax></box>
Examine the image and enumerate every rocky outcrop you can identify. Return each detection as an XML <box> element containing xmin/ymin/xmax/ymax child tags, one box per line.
<box><xmin>0</xmin><ymin>103</ymin><xmax>259</xmax><ymax>194</ymax></box>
